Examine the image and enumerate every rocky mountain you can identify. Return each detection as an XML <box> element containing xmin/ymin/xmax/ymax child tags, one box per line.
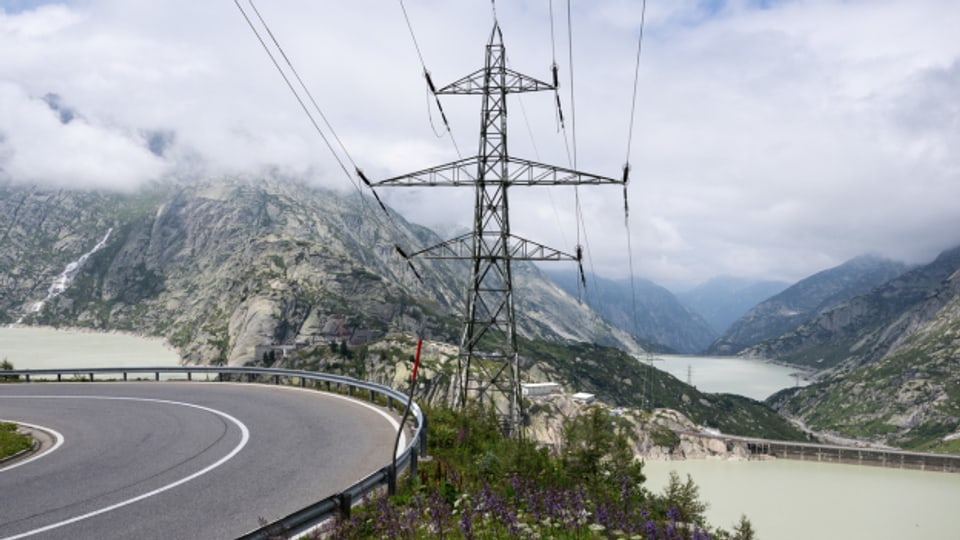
<box><xmin>743</xmin><ymin>246</ymin><xmax>960</xmax><ymax>370</ymax></box>
<box><xmin>0</xmin><ymin>177</ymin><xmax>638</xmax><ymax>364</ymax></box>
<box><xmin>708</xmin><ymin>254</ymin><xmax>909</xmax><ymax>355</ymax></box>
<box><xmin>767</xmin><ymin>246</ymin><xmax>960</xmax><ymax>451</ymax></box>
<box><xmin>676</xmin><ymin>276</ymin><xmax>789</xmax><ymax>335</ymax></box>
<box><xmin>545</xmin><ymin>269</ymin><xmax>717</xmax><ymax>354</ymax></box>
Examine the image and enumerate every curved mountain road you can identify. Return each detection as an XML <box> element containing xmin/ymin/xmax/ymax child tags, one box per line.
<box><xmin>0</xmin><ymin>382</ymin><xmax>400</xmax><ymax>539</ymax></box>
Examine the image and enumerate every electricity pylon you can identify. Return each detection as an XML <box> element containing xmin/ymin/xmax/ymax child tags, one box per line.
<box><xmin>372</xmin><ymin>23</ymin><xmax>624</xmax><ymax>436</ymax></box>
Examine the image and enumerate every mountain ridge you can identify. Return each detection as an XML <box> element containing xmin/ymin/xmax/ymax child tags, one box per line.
<box><xmin>0</xmin><ymin>177</ymin><xmax>639</xmax><ymax>363</ymax></box>
<box><xmin>766</xmin><ymin>246</ymin><xmax>960</xmax><ymax>451</ymax></box>
<box><xmin>545</xmin><ymin>269</ymin><xmax>717</xmax><ymax>354</ymax></box>
<box><xmin>744</xmin><ymin>246</ymin><xmax>960</xmax><ymax>370</ymax></box>
<box><xmin>708</xmin><ymin>254</ymin><xmax>910</xmax><ymax>355</ymax></box>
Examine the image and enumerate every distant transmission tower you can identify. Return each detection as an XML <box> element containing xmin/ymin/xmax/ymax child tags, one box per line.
<box><xmin>373</xmin><ymin>23</ymin><xmax>623</xmax><ymax>435</ymax></box>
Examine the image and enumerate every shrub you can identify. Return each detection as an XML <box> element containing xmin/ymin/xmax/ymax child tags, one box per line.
<box><xmin>315</xmin><ymin>405</ymin><xmax>731</xmax><ymax>539</ymax></box>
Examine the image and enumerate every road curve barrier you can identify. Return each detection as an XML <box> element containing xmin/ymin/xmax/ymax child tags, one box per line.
<box><xmin>1</xmin><ymin>365</ymin><xmax>428</xmax><ymax>539</ymax></box>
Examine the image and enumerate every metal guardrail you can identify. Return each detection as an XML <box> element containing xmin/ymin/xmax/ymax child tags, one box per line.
<box><xmin>1</xmin><ymin>366</ymin><xmax>427</xmax><ymax>539</ymax></box>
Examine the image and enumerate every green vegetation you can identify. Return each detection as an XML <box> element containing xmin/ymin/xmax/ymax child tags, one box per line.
<box><xmin>317</xmin><ymin>405</ymin><xmax>753</xmax><ymax>539</ymax></box>
<box><xmin>916</xmin><ymin>437</ymin><xmax>960</xmax><ymax>455</ymax></box>
<box><xmin>776</xmin><ymin>331</ymin><xmax>960</xmax><ymax>453</ymax></box>
<box><xmin>1</xmin><ymin>358</ymin><xmax>19</xmax><ymax>382</ymax></box>
<box><xmin>779</xmin><ymin>337</ymin><xmax>857</xmax><ymax>370</ymax></box>
<box><xmin>202</xmin><ymin>312</ymin><xmax>230</xmax><ymax>366</ymax></box>
<box><xmin>0</xmin><ymin>422</ymin><xmax>32</xmax><ymax>460</ymax></box>
<box><xmin>650</xmin><ymin>425</ymin><xmax>682</xmax><ymax>449</ymax></box>
<box><xmin>169</xmin><ymin>324</ymin><xmax>194</xmax><ymax>349</ymax></box>
<box><xmin>521</xmin><ymin>339</ymin><xmax>807</xmax><ymax>441</ymax></box>
<box><xmin>268</xmin><ymin>254</ymin><xmax>286</xmax><ymax>271</ymax></box>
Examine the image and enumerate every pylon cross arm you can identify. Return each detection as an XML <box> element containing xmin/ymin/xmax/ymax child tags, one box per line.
<box><xmin>373</xmin><ymin>157</ymin><xmax>479</xmax><ymax>187</ymax></box>
<box><xmin>404</xmin><ymin>233</ymin><xmax>578</xmax><ymax>262</ymax></box>
<box><xmin>437</xmin><ymin>67</ymin><xmax>554</xmax><ymax>95</ymax></box>
<box><xmin>373</xmin><ymin>156</ymin><xmax>622</xmax><ymax>188</ymax></box>
<box><xmin>506</xmin><ymin>235</ymin><xmax>578</xmax><ymax>261</ymax></box>
<box><xmin>504</xmin><ymin>157</ymin><xmax>622</xmax><ymax>186</ymax></box>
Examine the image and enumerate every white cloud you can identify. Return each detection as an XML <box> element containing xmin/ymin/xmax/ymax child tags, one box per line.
<box><xmin>0</xmin><ymin>82</ymin><xmax>164</xmax><ymax>188</ymax></box>
<box><xmin>1</xmin><ymin>0</ymin><xmax>958</xmax><ymax>287</ymax></box>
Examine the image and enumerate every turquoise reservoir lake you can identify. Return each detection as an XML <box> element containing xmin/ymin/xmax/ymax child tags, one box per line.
<box><xmin>0</xmin><ymin>326</ymin><xmax>181</xmax><ymax>370</ymax></box>
<box><xmin>649</xmin><ymin>354</ymin><xmax>807</xmax><ymax>401</ymax></box>
<box><xmin>643</xmin><ymin>458</ymin><xmax>960</xmax><ymax>540</ymax></box>
<box><xmin>645</xmin><ymin>355</ymin><xmax>959</xmax><ymax>539</ymax></box>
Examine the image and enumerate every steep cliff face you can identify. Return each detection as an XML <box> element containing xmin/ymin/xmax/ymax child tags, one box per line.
<box><xmin>546</xmin><ymin>269</ymin><xmax>718</xmax><ymax>354</ymax></box>
<box><xmin>742</xmin><ymin>246</ymin><xmax>960</xmax><ymax>370</ymax></box>
<box><xmin>0</xmin><ymin>185</ymin><xmax>144</xmax><ymax>321</ymax></box>
<box><xmin>1</xmin><ymin>177</ymin><xmax>637</xmax><ymax>364</ymax></box>
<box><xmin>708</xmin><ymin>255</ymin><xmax>909</xmax><ymax>355</ymax></box>
<box><xmin>770</xmin><ymin>264</ymin><xmax>960</xmax><ymax>452</ymax></box>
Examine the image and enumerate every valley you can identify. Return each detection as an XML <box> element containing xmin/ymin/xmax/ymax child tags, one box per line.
<box><xmin>3</xmin><ymin>177</ymin><xmax>959</xmax><ymax>457</ymax></box>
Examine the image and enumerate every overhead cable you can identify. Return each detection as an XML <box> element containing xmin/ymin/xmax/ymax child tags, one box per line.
<box><xmin>398</xmin><ymin>0</ymin><xmax>463</xmax><ymax>159</ymax></box>
<box><xmin>234</xmin><ymin>0</ymin><xmax>428</xmax><ymax>285</ymax></box>
<box><xmin>623</xmin><ymin>0</ymin><xmax>649</xmax><ymax>366</ymax></box>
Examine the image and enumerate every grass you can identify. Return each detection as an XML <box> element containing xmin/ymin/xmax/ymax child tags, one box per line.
<box><xmin>310</xmin><ymin>405</ymin><xmax>756</xmax><ymax>540</ymax></box>
<box><xmin>0</xmin><ymin>423</ymin><xmax>32</xmax><ymax>460</ymax></box>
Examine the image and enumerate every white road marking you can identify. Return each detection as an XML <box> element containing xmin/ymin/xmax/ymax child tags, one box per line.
<box><xmin>0</xmin><ymin>420</ymin><xmax>65</xmax><ymax>473</ymax></box>
<box><xmin>0</xmin><ymin>396</ymin><xmax>250</xmax><ymax>540</ymax></box>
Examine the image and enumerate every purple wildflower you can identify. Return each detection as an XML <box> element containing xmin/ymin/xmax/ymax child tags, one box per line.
<box><xmin>644</xmin><ymin>519</ymin><xmax>659</xmax><ymax>537</ymax></box>
<box><xmin>667</xmin><ymin>505</ymin><xmax>681</xmax><ymax>523</ymax></box>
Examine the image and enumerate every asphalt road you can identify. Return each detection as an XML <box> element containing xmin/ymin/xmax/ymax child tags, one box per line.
<box><xmin>0</xmin><ymin>382</ymin><xmax>401</xmax><ymax>539</ymax></box>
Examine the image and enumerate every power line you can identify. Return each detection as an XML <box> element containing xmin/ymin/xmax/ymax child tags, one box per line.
<box><xmin>624</xmin><ymin>0</ymin><xmax>650</xmax><ymax>406</ymax></box>
<box><xmin>245</xmin><ymin>0</ymin><xmax>361</xmax><ymax>173</ymax></box>
<box><xmin>233</xmin><ymin>0</ymin><xmax>355</xmax><ymax>186</ymax></box>
<box><xmin>565</xmin><ymin>0</ymin><xmax>578</xmax><ymax>169</ymax></box>
<box><xmin>233</xmin><ymin>0</ymin><xmax>431</xmax><ymax>289</ymax></box>
<box><xmin>548</xmin><ymin>0</ymin><xmax>565</xmax><ymax>132</ymax></box>
<box><xmin>624</xmin><ymin>0</ymin><xmax>648</xmax><ymax>167</ymax></box>
<box><xmin>398</xmin><ymin>0</ymin><xmax>428</xmax><ymax>69</ymax></box>
<box><xmin>563</xmin><ymin>0</ymin><xmax>601</xmax><ymax>301</ymax></box>
<box><xmin>397</xmin><ymin>0</ymin><xmax>463</xmax><ymax>159</ymax></box>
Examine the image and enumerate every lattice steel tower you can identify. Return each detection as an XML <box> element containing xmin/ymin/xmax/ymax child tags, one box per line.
<box><xmin>373</xmin><ymin>23</ymin><xmax>623</xmax><ymax>435</ymax></box>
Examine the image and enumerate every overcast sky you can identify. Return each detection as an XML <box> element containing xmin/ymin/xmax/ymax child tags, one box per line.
<box><xmin>2</xmin><ymin>0</ymin><xmax>958</xmax><ymax>289</ymax></box>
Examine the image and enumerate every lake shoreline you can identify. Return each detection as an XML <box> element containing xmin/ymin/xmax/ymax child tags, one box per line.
<box><xmin>645</xmin><ymin>354</ymin><xmax>811</xmax><ymax>401</ymax></box>
<box><xmin>2</xmin><ymin>324</ymin><xmax>181</xmax><ymax>358</ymax></box>
<box><xmin>0</xmin><ymin>326</ymin><xmax>183</xmax><ymax>369</ymax></box>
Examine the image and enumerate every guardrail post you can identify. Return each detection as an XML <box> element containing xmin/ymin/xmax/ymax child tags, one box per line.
<box><xmin>218</xmin><ymin>372</ymin><xmax>224</xmax><ymax>382</ymax></box>
<box><xmin>89</xmin><ymin>372</ymin><xmax>94</xmax><ymax>382</ymax></box>
<box><xmin>26</xmin><ymin>373</ymin><xmax>31</xmax><ymax>383</ymax></box>
<box><xmin>387</xmin><ymin>396</ymin><xmax>394</xmax><ymax>410</ymax></box>
<box><xmin>410</xmin><ymin>447</ymin><xmax>419</xmax><ymax>477</ymax></box>
<box><xmin>338</xmin><ymin>492</ymin><xmax>352</xmax><ymax>520</ymax></box>
<box><xmin>299</xmin><ymin>377</ymin><xmax>305</xmax><ymax>388</ymax></box>
<box><xmin>187</xmin><ymin>372</ymin><xmax>192</xmax><ymax>381</ymax></box>
<box><xmin>369</xmin><ymin>389</ymin><xmax>375</xmax><ymax>402</ymax></box>
<box><xmin>348</xmin><ymin>386</ymin><xmax>355</xmax><ymax>397</ymax></box>
<box><xmin>155</xmin><ymin>372</ymin><xmax>160</xmax><ymax>381</ymax></box>
<box><xmin>273</xmin><ymin>375</ymin><xmax>280</xmax><ymax>385</ymax></box>
<box><xmin>123</xmin><ymin>372</ymin><xmax>128</xmax><ymax>382</ymax></box>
